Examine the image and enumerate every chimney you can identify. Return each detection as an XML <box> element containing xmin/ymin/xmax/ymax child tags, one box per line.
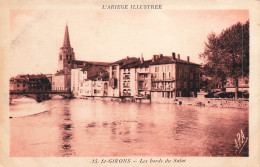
<box><xmin>159</xmin><ymin>54</ymin><xmax>163</xmax><ymax>58</ymax></box>
<box><xmin>141</xmin><ymin>54</ymin><xmax>144</xmax><ymax>64</ymax></box>
<box><xmin>126</xmin><ymin>56</ymin><xmax>129</xmax><ymax>60</ymax></box>
<box><xmin>177</xmin><ymin>54</ymin><xmax>180</xmax><ymax>60</ymax></box>
<box><xmin>152</xmin><ymin>55</ymin><xmax>157</xmax><ymax>62</ymax></box>
<box><xmin>187</xmin><ymin>56</ymin><xmax>190</xmax><ymax>62</ymax></box>
<box><xmin>172</xmin><ymin>52</ymin><xmax>176</xmax><ymax>60</ymax></box>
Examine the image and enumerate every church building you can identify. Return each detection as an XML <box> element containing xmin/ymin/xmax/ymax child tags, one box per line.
<box><xmin>52</xmin><ymin>24</ymin><xmax>109</xmax><ymax>91</ymax></box>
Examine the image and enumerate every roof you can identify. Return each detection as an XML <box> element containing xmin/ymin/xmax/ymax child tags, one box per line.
<box><xmin>121</xmin><ymin>55</ymin><xmax>201</xmax><ymax>69</ymax></box>
<box><xmin>149</xmin><ymin>55</ymin><xmax>201</xmax><ymax>66</ymax></box>
<box><xmin>63</xmin><ymin>24</ymin><xmax>71</xmax><ymax>48</ymax></box>
<box><xmin>87</xmin><ymin>74</ymin><xmax>109</xmax><ymax>81</ymax></box>
<box><xmin>75</xmin><ymin>60</ymin><xmax>110</xmax><ymax>66</ymax></box>
<box><xmin>81</xmin><ymin>64</ymin><xmax>109</xmax><ymax>81</ymax></box>
<box><xmin>110</xmin><ymin>57</ymin><xmax>139</xmax><ymax>66</ymax></box>
<box><xmin>10</xmin><ymin>74</ymin><xmax>50</xmax><ymax>82</ymax></box>
<box><xmin>121</xmin><ymin>60</ymin><xmax>151</xmax><ymax>69</ymax></box>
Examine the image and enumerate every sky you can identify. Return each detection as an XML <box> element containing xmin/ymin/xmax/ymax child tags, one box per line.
<box><xmin>8</xmin><ymin>9</ymin><xmax>248</xmax><ymax>77</ymax></box>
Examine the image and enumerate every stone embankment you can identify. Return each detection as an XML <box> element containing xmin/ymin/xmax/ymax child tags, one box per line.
<box><xmin>176</xmin><ymin>97</ymin><xmax>249</xmax><ymax>109</ymax></box>
<box><xmin>78</xmin><ymin>95</ymin><xmax>249</xmax><ymax>109</ymax></box>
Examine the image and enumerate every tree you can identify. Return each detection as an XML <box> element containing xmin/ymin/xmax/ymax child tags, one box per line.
<box><xmin>200</xmin><ymin>21</ymin><xmax>249</xmax><ymax>98</ymax></box>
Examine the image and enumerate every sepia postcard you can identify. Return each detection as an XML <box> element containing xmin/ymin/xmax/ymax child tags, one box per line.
<box><xmin>0</xmin><ymin>0</ymin><xmax>260</xmax><ymax>167</ymax></box>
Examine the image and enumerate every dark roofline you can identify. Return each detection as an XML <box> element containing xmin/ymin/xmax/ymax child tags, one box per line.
<box><xmin>75</xmin><ymin>60</ymin><xmax>110</xmax><ymax>66</ymax></box>
<box><xmin>109</xmin><ymin>57</ymin><xmax>139</xmax><ymax>65</ymax></box>
<box><xmin>120</xmin><ymin>60</ymin><xmax>151</xmax><ymax>69</ymax></box>
<box><xmin>149</xmin><ymin>56</ymin><xmax>201</xmax><ymax>66</ymax></box>
<box><xmin>120</xmin><ymin>56</ymin><xmax>201</xmax><ymax>68</ymax></box>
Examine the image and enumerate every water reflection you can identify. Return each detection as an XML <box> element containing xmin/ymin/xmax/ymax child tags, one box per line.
<box><xmin>59</xmin><ymin>101</ymin><xmax>75</xmax><ymax>156</ymax></box>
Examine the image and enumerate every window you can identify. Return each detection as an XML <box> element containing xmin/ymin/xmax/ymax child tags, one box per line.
<box><xmin>60</xmin><ymin>55</ymin><xmax>62</xmax><ymax>60</ymax></box>
<box><xmin>190</xmin><ymin>82</ymin><xmax>193</xmax><ymax>88</ymax></box>
<box><xmin>170</xmin><ymin>92</ymin><xmax>173</xmax><ymax>98</ymax></box>
<box><xmin>66</xmin><ymin>54</ymin><xmax>68</xmax><ymax>59</ymax></box>
<box><xmin>245</xmin><ymin>80</ymin><xmax>248</xmax><ymax>84</ymax></box>
<box><xmin>155</xmin><ymin>67</ymin><xmax>159</xmax><ymax>72</ymax></box>
<box><xmin>153</xmin><ymin>73</ymin><xmax>157</xmax><ymax>78</ymax></box>
<box><xmin>184</xmin><ymin>82</ymin><xmax>187</xmax><ymax>88</ymax></box>
<box><xmin>17</xmin><ymin>84</ymin><xmax>19</xmax><ymax>87</ymax></box>
<box><xmin>68</xmin><ymin>61</ymin><xmax>70</xmax><ymax>64</ymax></box>
<box><xmin>167</xmin><ymin>92</ymin><xmax>170</xmax><ymax>98</ymax></box>
<box><xmin>104</xmin><ymin>83</ymin><xmax>108</xmax><ymax>89</ymax></box>
<box><xmin>124</xmin><ymin>75</ymin><xmax>130</xmax><ymax>80</ymax></box>
<box><xmin>123</xmin><ymin>82</ymin><xmax>130</xmax><ymax>88</ymax></box>
<box><xmin>70</xmin><ymin>55</ymin><xmax>72</xmax><ymax>59</ymax></box>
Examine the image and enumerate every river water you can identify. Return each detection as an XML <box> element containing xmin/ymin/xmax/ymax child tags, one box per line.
<box><xmin>10</xmin><ymin>98</ymin><xmax>248</xmax><ymax>157</ymax></box>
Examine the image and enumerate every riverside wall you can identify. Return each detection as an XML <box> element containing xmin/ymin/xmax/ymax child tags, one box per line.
<box><xmin>78</xmin><ymin>95</ymin><xmax>249</xmax><ymax>109</ymax></box>
<box><xmin>176</xmin><ymin>97</ymin><xmax>249</xmax><ymax>109</ymax></box>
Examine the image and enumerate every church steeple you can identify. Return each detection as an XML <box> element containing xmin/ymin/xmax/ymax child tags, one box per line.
<box><xmin>63</xmin><ymin>23</ymin><xmax>71</xmax><ymax>48</ymax></box>
<box><xmin>58</xmin><ymin>23</ymin><xmax>75</xmax><ymax>72</ymax></box>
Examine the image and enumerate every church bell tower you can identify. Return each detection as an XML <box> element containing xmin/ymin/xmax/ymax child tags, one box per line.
<box><xmin>58</xmin><ymin>24</ymin><xmax>75</xmax><ymax>72</ymax></box>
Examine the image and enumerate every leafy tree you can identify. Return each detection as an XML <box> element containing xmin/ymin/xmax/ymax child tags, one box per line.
<box><xmin>200</xmin><ymin>21</ymin><xmax>249</xmax><ymax>98</ymax></box>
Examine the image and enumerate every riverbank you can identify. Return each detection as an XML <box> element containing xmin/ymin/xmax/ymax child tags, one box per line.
<box><xmin>75</xmin><ymin>96</ymin><xmax>249</xmax><ymax>109</ymax></box>
<box><xmin>176</xmin><ymin>97</ymin><xmax>249</xmax><ymax>109</ymax></box>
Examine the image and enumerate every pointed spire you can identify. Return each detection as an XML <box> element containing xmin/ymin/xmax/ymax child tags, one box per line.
<box><xmin>63</xmin><ymin>23</ymin><xmax>71</xmax><ymax>48</ymax></box>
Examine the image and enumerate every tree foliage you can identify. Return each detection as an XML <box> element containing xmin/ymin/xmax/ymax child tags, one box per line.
<box><xmin>200</xmin><ymin>21</ymin><xmax>249</xmax><ymax>98</ymax></box>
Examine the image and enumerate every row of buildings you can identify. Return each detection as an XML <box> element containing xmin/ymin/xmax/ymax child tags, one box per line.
<box><xmin>49</xmin><ymin>24</ymin><xmax>201</xmax><ymax>102</ymax></box>
<box><xmin>9</xmin><ymin>74</ymin><xmax>52</xmax><ymax>92</ymax></box>
<box><xmin>69</xmin><ymin>54</ymin><xmax>201</xmax><ymax>102</ymax></box>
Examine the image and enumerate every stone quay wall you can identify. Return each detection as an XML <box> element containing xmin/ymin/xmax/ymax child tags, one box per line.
<box><xmin>77</xmin><ymin>95</ymin><xmax>249</xmax><ymax>109</ymax></box>
<box><xmin>176</xmin><ymin>97</ymin><xmax>249</xmax><ymax>109</ymax></box>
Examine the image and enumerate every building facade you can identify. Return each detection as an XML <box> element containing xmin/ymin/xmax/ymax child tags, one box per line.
<box><xmin>108</xmin><ymin>57</ymin><xmax>140</xmax><ymax>97</ymax></box>
<box><xmin>10</xmin><ymin>74</ymin><xmax>51</xmax><ymax>92</ymax></box>
<box><xmin>71</xmin><ymin>64</ymin><xmax>110</xmax><ymax>98</ymax></box>
<box><xmin>148</xmin><ymin>53</ymin><xmax>200</xmax><ymax>102</ymax></box>
<box><xmin>117</xmin><ymin>53</ymin><xmax>200</xmax><ymax>102</ymax></box>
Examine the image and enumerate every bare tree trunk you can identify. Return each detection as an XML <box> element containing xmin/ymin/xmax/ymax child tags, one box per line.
<box><xmin>235</xmin><ymin>79</ymin><xmax>239</xmax><ymax>99</ymax></box>
<box><xmin>221</xmin><ymin>82</ymin><xmax>225</xmax><ymax>92</ymax></box>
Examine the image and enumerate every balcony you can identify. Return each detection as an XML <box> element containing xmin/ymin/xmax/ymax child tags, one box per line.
<box><xmin>151</xmin><ymin>87</ymin><xmax>175</xmax><ymax>91</ymax></box>
<box><xmin>138</xmin><ymin>86</ymin><xmax>149</xmax><ymax>91</ymax></box>
<box><xmin>151</xmin><ymin>77</ymin><xmax>175</xmax><ymax>82</ymax></box>
<box><xmin>137</xmin><ymin>77</ymin><xmax>149</xmax><ymax>82</ymax></box>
